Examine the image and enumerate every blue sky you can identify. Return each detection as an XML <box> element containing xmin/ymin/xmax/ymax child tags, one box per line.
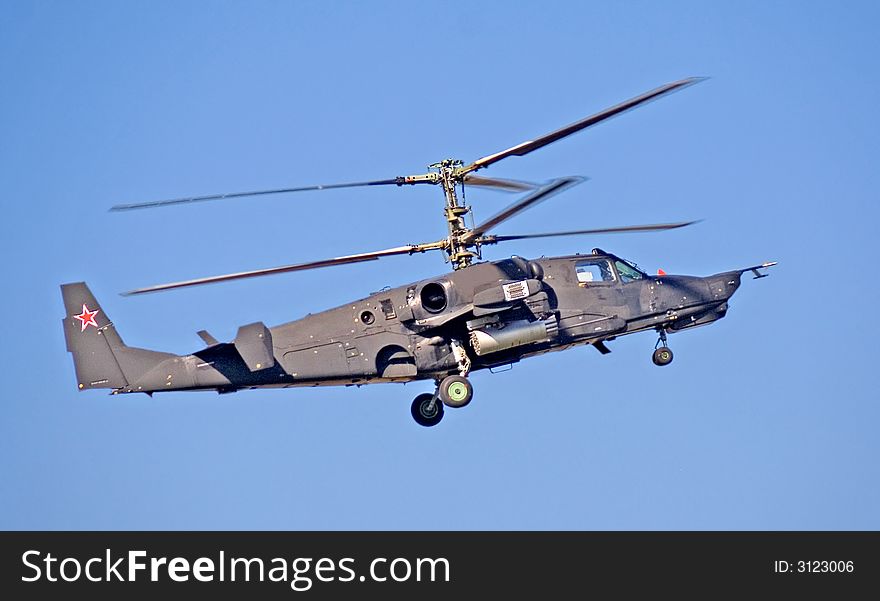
<box><xmin>1</xmin><ymin>1</ymin><xmax>878</xmax><ymax>529</ymax></box>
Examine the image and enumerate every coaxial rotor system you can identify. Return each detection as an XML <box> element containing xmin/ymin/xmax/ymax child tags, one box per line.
<box><xmin>113</xmin><ymin>77</ymin><xmax>705</xmax><ymax>295</ymax></box>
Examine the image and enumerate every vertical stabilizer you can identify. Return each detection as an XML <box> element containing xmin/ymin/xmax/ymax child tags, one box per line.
<box><xmin>61</xmin><ymin>282</ymin><xmax>174</xmax><ymax>391</ymax></box>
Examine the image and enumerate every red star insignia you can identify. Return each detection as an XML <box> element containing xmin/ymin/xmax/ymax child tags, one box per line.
<box><xmin>74</xmin><ymin>304</ymin><xmax>100</xmax><ymax>332</ymax></box>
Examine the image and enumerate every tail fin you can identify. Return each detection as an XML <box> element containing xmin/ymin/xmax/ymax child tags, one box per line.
<box><xmin>61</xmin><ymin>282</ymin><xmax>174</xmax><ymax>391</ymax></box>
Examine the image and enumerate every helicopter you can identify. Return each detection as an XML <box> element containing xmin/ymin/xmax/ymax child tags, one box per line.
<box><xmin>61</xmin><ymin>76</ymin><xmax>775</xmax><ymax>426</ymax></box>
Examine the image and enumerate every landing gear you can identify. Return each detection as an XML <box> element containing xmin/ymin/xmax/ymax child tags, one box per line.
<box><xmin>438</xmin><ymin>374</ymin><xmax>473</xmax><ymax>408</ymax></box>
<box><xmin>411</xmin><ymin>393</ymin><xmax>444</xmax><ymax>427</ymax></box>
<box><xmin>652</xmin><ymin>346</ymin><xmax>674</xmax><ymax>366</ymax></box>
<box><xmin>652</xmin><ymin>329</ymin><xmax>674</xmax><ymax>366</ymax></box>
<box><xmin>410</xmin><ymin>374</ymin><xmax>475</xmax><ymax>426</ymax></box>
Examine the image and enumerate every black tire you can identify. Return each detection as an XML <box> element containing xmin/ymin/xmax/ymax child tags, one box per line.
<box><xmin>652</xmin><ymin>347</ymin><xmax>674</xmax><ymax>366</ymax></box>
<box><xmin>438</xmin><ymin>374</ymin><xmax>473</xmax><ymax>408</ymax></box>
<box><xmin>411</xmin><ymin>393</ymin><xmax>444</xmax><ymax>427</ymax></box>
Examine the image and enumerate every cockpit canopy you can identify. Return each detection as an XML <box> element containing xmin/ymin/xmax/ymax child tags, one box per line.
<box><xmin>575</xmin><ymin>249</ymin><xmax>647</xmax><ymax>284</ymax></box>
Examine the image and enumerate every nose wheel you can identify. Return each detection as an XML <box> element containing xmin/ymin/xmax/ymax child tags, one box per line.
<box><xmin>652</xmin><ymin>329</ymin><xmax>674</xmax><ymax>366</ymax></box>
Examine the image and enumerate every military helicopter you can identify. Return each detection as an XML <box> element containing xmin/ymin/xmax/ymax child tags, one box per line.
<box><xmin>61</xmin><ymin>76</ymin><xmax>775</xmax><ymax>426</ymax></box>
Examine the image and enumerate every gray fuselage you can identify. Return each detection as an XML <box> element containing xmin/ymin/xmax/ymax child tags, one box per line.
<box><xmin>112</xmin><ymin>251</ymin><xmax>741</xmax><ymax>395</ymax></box>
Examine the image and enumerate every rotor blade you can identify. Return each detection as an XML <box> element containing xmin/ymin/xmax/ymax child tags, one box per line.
<box><xmin>122</xmin><ymin>242</ymin><xmax>445</xmax><ymax>295</ymax></box>
<box><xmin>462</xmin><ymin>176</ymin><xmax>585</xmax><ymax>243</ymax></box>
<box><xmin>462</xmin><ymin>174</ymin><xmax>538</xmax><ymax>193</ymax></box>
<box><xmin>480</xmin><ymin>220</ymin><xmax>700</xmax><ymax>244</ymax></box>
<box><xmin>465</xmin><ymin>77</ymin><xmax>706</xmax><ymax>172</ymax></box>
<box><xmin>109</xmin><ymin>177</ymin><xmax>414</xmax><ymax>211</ymax></box>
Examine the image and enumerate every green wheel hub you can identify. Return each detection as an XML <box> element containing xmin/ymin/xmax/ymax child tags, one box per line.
<box><xmin>652</xmin><ymin>346</ymin><xmax>674</xmax><ymax>366</ymax></box>
<box><xmin>448</xmin><ymin>381</ymin><xmax>468</xmax><ymax>402</ymax></box>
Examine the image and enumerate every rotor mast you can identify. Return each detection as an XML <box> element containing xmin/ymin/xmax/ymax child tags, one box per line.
<box><xmin>432</xmin><ymin>159</ymin><xmax>476</xmax><ymax>270</ymax></box>
<box><xmin>393</xmin><ymin>159</ymin><xmax>480</xmax><ymax>269</ymax></box>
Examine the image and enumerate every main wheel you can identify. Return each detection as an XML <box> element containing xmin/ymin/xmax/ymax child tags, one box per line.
<box><xmin>438</xmin><ymin>375</ymin><xmax>473</xmax><ymax>408</ymax></box>
<box><xmin>652</xmin><ymin>347</ymin><xmax>674</xmax><ymax>366</ymax></box>
<box><xmin>411</xmin><ymin>393</ymin><xmax>444</xmax><ymax>427</ymax></box>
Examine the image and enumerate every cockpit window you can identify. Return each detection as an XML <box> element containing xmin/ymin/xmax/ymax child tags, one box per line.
<box><xmin>615</xmin><ymin>260</ymin><xmax>644</xmax><ymax>283</ymax></box>
<box><xmin>575</xmin><ymin>259</ymin><xmax>615</xmax><ymax>284</ymax></box>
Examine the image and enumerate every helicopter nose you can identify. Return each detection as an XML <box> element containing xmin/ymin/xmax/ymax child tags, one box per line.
<box><xmin>706</xmin><ymin>271</ymin><xmax>742</xmax><ymax>301</ymax></box>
